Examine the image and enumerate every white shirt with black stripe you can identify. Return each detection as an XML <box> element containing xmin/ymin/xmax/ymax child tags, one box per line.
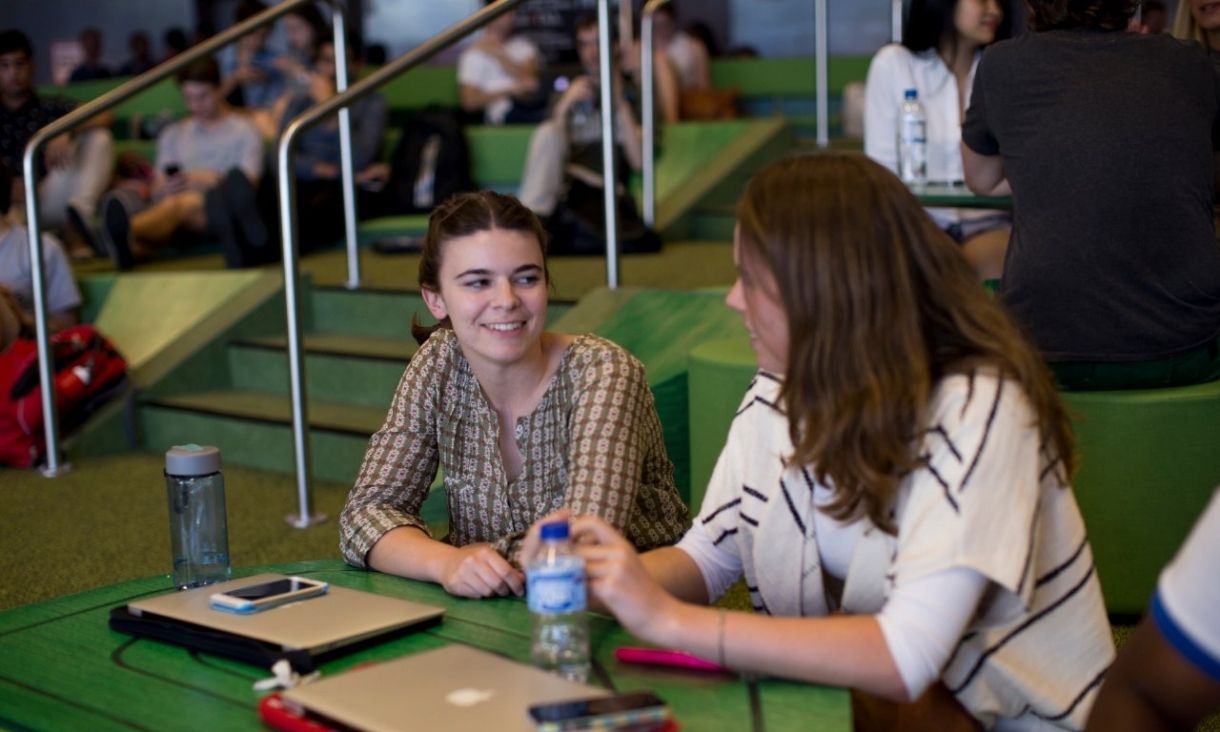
<box><xmin>677</xmin><ymin>370</ymin><xmax>1115</xmax><ymax>730</ymax></box>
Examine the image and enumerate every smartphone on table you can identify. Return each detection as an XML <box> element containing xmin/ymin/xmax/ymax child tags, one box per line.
<box><xmin>209</xmin><ymin>576</ymin><xmax>328</xmax><ymax>614</ymax></box>
<box><xmin>528</xmin><ymin>691</ymin><xmax>670</xmax><ymax>731</ymax></box>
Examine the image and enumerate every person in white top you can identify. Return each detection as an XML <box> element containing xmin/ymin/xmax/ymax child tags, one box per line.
<box><xmin>457</xmin><ymin>1</ymin><xmax>544</xmax><ymax>125</ymax></box>
<box><xmin>651</xmin><ymin>3</ymin><xmax>711</xmax><ymax>92</ymax></box>
<box><xmin>1085</xmin><ymin>488</ymin><xmax>1220</xmax><ymax>731</ymax></box>
<box><xmin>524</xmin><ymin>153</ymin><xmax>1115</xmax><ymax>730</ymax></box>
<box><xmin>865</xmin><ymin>0</ymin><xmax>1012</xmax><ymax>281</ymax></box>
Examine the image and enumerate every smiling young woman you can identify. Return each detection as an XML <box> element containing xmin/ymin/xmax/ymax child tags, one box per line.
<box><xmin>339</xmin><ymin>191</ymin><xmax>687</xmax><ymax>599</ymax></box>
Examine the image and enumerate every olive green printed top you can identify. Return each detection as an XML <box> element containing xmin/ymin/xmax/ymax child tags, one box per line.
<box><xmin>340</xmin><ymin>329</ymin><xmax>688</xmax><ymax>567</ymax></box>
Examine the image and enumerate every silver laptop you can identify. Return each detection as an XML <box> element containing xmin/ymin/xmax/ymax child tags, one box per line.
<box><xmin>282</xmin><ymin>644</ymin><xmax>610</xmax><ymax>731</ymax></box>
<box><xmin>127</xmin><ymin>573</ymin><xmax>444</xmax><ymax>654</ymax></box>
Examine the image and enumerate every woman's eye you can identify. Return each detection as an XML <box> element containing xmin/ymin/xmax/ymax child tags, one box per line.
<box><xmin>462</xmin><ymin>279</ymin><xmax>489</xmax><ymax>289</ymax></box>
<box><xmin>516</xmin><ymin>275</ymin><xmax>540</xmax><ymax>286</ymax></box>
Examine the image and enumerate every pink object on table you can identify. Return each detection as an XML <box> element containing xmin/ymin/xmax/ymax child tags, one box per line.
<box><xmin>614</xmin><ymin>646</ymin><xmax>728</xmax><ymax>672</ymax></box>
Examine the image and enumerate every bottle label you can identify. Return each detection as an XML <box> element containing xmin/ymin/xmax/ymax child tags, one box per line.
<box><xmin>527</xmin><ymin>565</ymin><xmax>587</xmax><ymax>614</ymax></box>
<box><xmin>900</xmin><ymin>117</ymin><xmax>926</xmax><ymax>145</ymax></box>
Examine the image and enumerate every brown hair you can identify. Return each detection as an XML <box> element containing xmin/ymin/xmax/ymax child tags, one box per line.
<box><xmin>411</xmin><ymin>190</ymin><xmax>550</xmax><ymax>344</ymax></box>
<box><xmin>1025</xmin><ymin>0</ymin><xmax>1137</xmax><ymax>31</ymax></box>
<box><xmin>736</xmin><ymin>152</ymin><xmax>1074</xmax><ymax>532</ymax></box>
<box><xmin>175</xmin><ymin>57</ymin><xmax>221</xmax><ymax>86</ymax></box>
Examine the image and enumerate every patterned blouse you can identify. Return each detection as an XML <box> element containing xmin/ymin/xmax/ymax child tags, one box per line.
<box><xmin>340</xmin><ymin>329</ymin><xmax>688</xmax><ymax>567</ymax></box>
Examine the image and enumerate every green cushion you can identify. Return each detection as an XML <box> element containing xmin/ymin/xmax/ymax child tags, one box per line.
<box><xmin>1061</xmin><ymin>380</ymin><xmax>1220</xmax><ymax>615</ymax></box>
<box><xmin>374</xmin><ymin>65</ymin><xmax>459</xmax><ymax>109</ymax></box>
<box><xmin>710</xmin><ymin>55</ymin><xmax>870</xmax><ymax>98</ymax></box>
<box><xmin>687</xmin><ymin>336</ymin><xmax>757</xmax><ymax>514</ymax></box>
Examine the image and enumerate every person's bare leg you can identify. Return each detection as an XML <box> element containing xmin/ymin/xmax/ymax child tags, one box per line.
<box><xmin>128</xmin><ymin>190</ymin><xmax>206</xmax><ymax>259</ymax></box>
<box><xmin>961</xmin><ymin>227</ymin><xmax>1010</xmax><ymax>282</ymax></box>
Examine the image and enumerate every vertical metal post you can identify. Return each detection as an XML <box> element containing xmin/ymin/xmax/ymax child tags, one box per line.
<box><xmin>597</xmin><ymin>0</ymin><xmax>621</xmax><ymax>288</ymax></box>
<box><xmin>21</xmin><ymin>146</ymin><xmax>70</xmax><ymax>476</ymax></box>
<box><xmin>332</xmin><ymin>7</ymin><xmax>361</xmax><ymax>290</ymax></box>
<box><xmin>278</xmin><ymin>125</ymin><xmax>326</xmax><ymax>529</ymax></box>
<box><xmin>641</xmin><ymin>1</ymin><xmax>665</xmax><ymax>228</ymax></box>
<box><xmin>892</xmin><ymin>0</ymin><xmax>904</xmax><ymax>43</ymax></box>
<box><xmin>814</xmin><ymin>0</ymin><xmax>829</xmax><ymax>148</ymax></box>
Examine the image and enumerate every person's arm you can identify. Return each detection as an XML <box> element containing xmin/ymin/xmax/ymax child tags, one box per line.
<box><xmin>572</xmin><ymin>515</ymin><xmax>909</xmax><ymax>700</ymax></box>
<box><xmin>652</xmin><ymin>50</ymin><xmax>681</xmax><ymax>124</ymax></box>
<box><xmin>614</xmin><ymin>82</ymin><xmax>645</xmax><ymax>171</ymax></box>
<box><xmin>863</xmin><ymin>45</ymin><xmax>904</xmax><ymax>174</ymax></box>
<box><xmin>1086</xmin><ymin>611</ymin><xmax>1220</xmax><ymax>731</ymax></box>
<box><xmin>961</xmin><ymin>144</ymin><xmax>1009</xmax><ymax>196</ymax></box>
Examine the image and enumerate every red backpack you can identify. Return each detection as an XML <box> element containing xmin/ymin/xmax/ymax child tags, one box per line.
<box><xmin>0</xmin><ymin>325</ymin><xmax>128</xmax><ymax>468</ymax></box>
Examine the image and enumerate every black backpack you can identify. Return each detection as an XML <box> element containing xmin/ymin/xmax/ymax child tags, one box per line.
<box><xmin>386</xmin><ymin>107</ymin><xmax>474</xmax><ymax>213</ymax></box>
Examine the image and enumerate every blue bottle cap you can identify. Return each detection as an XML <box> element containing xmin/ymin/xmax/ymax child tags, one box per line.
<box><xmin>904</xmin><ymin>88</ymin><xmax>918</xmax><ymax>100</ymax></box>
<box><xmin>539</xmin><ymin>521</ymin><xmax>570</xmax><ymax>541</ymax></box>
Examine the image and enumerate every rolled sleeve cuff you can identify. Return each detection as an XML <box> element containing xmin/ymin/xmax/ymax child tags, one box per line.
<box><xmin>1152</xmin><ymin>590</ymin><xmax>1220</xmax><ymax>681</ymax></box>
<box><xmin>341</xmin><ymin>507</ymin><xmax>431</xmax><ymax>568</ymax></box>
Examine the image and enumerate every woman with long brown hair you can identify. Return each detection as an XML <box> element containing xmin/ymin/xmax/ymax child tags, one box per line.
<box><xmin>340</xmin><ymin>191</ymin><xmax>686</xmax><ymax>598</ymax></box>
<box><xmin>527</xmin><ymin>153</ymin><xmax>1113</xmax><ymax>728</ymax></box>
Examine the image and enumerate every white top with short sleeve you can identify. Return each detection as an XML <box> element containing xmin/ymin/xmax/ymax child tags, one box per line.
<box><xmin>677</xmin><ymin>370</ymin><xmax>1114</xmax><ymax>730</ymax></box>
<box><xmin>457</xmin><ymin>36</ymin><xmax>540</xmax><ymax>125</ymax></box>
<box><xmin>1153</xmin><ymin>487</ymin><xmax>1220</xmax><ymax>680</ymax></box>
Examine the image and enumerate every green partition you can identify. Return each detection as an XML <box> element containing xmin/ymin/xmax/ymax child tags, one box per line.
<box><xmin>710</xmin><ymin>56</ymin><xmax>870</xmax><ymax>97</ymax></box>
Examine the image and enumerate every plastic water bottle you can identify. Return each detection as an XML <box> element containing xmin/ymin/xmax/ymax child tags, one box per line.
<box><xmin>527</xmin><ymin>521</ymin><xmax>590</xmax><ymax>682</ymax></box>
<box><xmin>165</xmin><ymin>444</ymin><xmax>231</xmax><ymax>590</ymax></box>
<box><xmin>897</xmin><ymin>88</ymin><xmax>928</xmax><ymax>186</ymax></box>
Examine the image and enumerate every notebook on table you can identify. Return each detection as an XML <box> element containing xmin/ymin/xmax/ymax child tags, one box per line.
<box><xmin>111</xmin><ymin>573</ymin><xmax>444</xmax><ymax>671</ymax></box>
<box><xmin>280</xmin><ymin>644</ymin><xmax>610</xmax><ymax>732</ymax></box>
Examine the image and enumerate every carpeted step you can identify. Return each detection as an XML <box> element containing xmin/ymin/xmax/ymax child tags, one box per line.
<box><xmin>140</xmin><ymin>390</ymin><xmax>385</xmax><ymax>482</ymax></box>
<box><xmin>690</xmin><ymin>204</ymin><xmax>736</xmax><ymax>242</ymax></box>
<box><xmin>228</xmin><ymin>333</ymin><xmax>414</xmax><ymax>408</ymax></box>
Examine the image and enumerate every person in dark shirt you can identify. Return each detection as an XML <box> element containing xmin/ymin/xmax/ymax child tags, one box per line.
<box><xmin>68</xmin><ymin>27</ymin><xmax>113</xmax><ymax>83</ymax></box>
<box><xmin>961</xmin><ymin>0</ymin><xmax>1220</xmax><ymax>390</ymax></box>
<box><xmin>118</xmin><ymin>31</ymin><xmax>155</xmax><ymax>76</ymax></box>
<box><xmin>0</xmin><ymin>29</ymin><xmax>113</xmax><ymax>259</ymax></box>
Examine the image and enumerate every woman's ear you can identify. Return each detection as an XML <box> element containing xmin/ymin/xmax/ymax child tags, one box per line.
<box><xmin>421</xmin><ymin>287</ymin><xmax>448</xmax><ymax>321</ymax></box>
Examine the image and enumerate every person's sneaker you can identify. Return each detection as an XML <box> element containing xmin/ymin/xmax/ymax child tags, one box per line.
<box><xmin>98</xmin><ymin>194</ymin><xmax>135</xmax><ymax>271</ymax></box>
<box><xmin>204</xmin><ymin>186</ymin><xmax>248</xmax><ymax>268</ymax></box>
<box><xmin>63</xmin><ymin>204</ymin><xmax>101</xmax><ymax>260</ymax></box>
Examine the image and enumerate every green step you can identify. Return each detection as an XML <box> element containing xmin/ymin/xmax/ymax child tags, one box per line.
<box><xmin>691</xmin><ymin>207</ymin><xmax>736</xmax><ymax>242</ymax></box>
<box><xmin>308</xmin><ymin>287</ymin><xmax>432</xmax><ymax>340</ymax></box>
<box><xmin>140</xmin><ymin>390</ymin><xmax>385</xmax><ymax>482</ymax></box>
<box><xmin>228</xmin><ymin>333</ymin><xmax>415</xmax><ymax>408</ymax></box>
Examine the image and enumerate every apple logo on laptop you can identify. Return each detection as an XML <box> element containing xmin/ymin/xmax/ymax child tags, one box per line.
<box><xmin>445</xmin><ymin>688</ymin><xmax>496</xmax><ymax>707</ymax></box>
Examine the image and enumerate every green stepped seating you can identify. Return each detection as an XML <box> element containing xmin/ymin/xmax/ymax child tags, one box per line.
<box><xmin>687</xmin><ymin>336</ymin><xmax>757</xmax><ymax>513</ymax></box>
<box><xmin>1061</xmin><ymin>382</ymin><xmax>1220</xmax><ymax>616</ymax></box>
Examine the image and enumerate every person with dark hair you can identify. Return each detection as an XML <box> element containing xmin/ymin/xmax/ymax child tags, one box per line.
<box><xmin>98</xmin><ymin>57</ymin><xmax>265</xmax><ymax>269</ymax></box>
<box><xmin>962</xmin><ymin>0</ymin><xmax>1220</xmax><ymax>389</ymax></box>
<box><xmin>161</xmin><ymin>27</ymin><xmax>189</xmax><ymax>63</ymax></box>
<box><xmin>118</xmin><ymin>31</ymin><xmax>155</xmax><ymax>76</ymax></box>
<box><xmin>522</xmin><ymin>152</ymin><xmax>1114</xmax><ymax>728</ymax></box>
<box><xmin>865</xmin><ymin>0</ymin><xmax>1012</xmax><ymax>281</ymax></box>
<box><xmin>0</xmin><ymin>29</ymin><xmax>114</xmax><ymax>260</ymax></box>
<box><xmin>651</xmin><ymin>3</ymin><xmax>710</xmax><ymax>92</ymax></box>
<box><xmin>457</xmin><ymin>0</ymin><xmax>544</xmax><ymax>125</ymax></box>
<box><xmin>217</xmin><ymin>0</ymin><xmax>285</xmax><ymax>109</ymax></box>
<box><xmin>272</xmin><ymin>3</ymin><xmax>328</xmax><ymax>94</ymax></box>
<box><xmin>339</xmin><ymin>190</ymin><xmax>686</xmax><ymax>598</ymax></box>
<box><xmin>1085</xmin><ymin>488</ymin><xmax>1220</xmax><ymax>731</ymax></box>
<box><xmin>68</xmin><ymin>27</ymin><xmax>113</xmax><ymax>83</ymax></box>
<box><xmin>0</xmin><ymin>158</ymin><xmax>80</xmax><ymax>334</ymax></box>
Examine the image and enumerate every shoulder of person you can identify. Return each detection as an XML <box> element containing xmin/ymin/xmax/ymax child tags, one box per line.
<box><xmin>870</xmin><ymin>43</ymin><xmax>915</xmax><ymax>71</ymax></box>
<box><xmin>925</xmin><ymin>369</ymin><xmax>1034</xmax><ymax>432</ymax></box>
<box><xmin>567</xmin><ymin>333</ymin><xmax>646</xmax><ymax>377</ymax></box>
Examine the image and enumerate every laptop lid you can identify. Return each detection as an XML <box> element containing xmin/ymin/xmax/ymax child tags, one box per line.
<box><xmin>282</xmin><ymin>644</ymin><xmax>610</xmax><ymax>732</ymax></box>
<box><xmin>127</xmin><ymin>573</ymin><xmax>444</xmax><ymax>654</ymax></box>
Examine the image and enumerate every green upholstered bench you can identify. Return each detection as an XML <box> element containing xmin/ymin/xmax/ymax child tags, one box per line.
<box><xmin>687</xmin><ymin>336</ymin><xmax>757</xmax><ymax>514</ymax></box>
<box><xmin>1061</xmin><ymin>380</ymin><xmax>1220</xmax><ymax>616</ymax></box>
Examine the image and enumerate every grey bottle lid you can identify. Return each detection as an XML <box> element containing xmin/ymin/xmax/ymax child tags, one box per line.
<box><xmin>165</xmin><ymin>444</ymin><xmax>222</xmax><ymax>476</ymax></box>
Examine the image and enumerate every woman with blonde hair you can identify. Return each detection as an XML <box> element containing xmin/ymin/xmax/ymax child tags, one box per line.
<box><xmin>526</xmin><ymin>153</ymin><xmax>1114</xmax><ymax>729</ymax></box>
<box><xmin>1174</xmin><ymin>0</ymin><xmax>1220</xmax><ymax>58</ymax></box>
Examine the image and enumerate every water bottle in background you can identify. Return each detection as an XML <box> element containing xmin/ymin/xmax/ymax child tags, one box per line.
<box><xmin>897</xmin><ymin>88</ymin><xmax>928</xmax><ymax>186</ymax></box>
<box><xmin>527</xmin><ymin>521</ymin><xmax>590</xmax><ymax>682</ymax></box>
<box><xmin>165</xmin><ymin>444</ymin><xmax>231</xmax><ymax>591</ymax></box>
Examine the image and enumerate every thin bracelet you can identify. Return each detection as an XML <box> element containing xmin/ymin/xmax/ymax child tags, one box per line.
<box><xmin>717</xmin><ymin>608</ymin><xmax>728</xmax><ymax>668</ymax></box>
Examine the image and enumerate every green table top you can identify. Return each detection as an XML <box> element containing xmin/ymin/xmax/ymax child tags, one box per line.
<box><xmin>910</xmin><ymin>182</ymin><xmax>1012</xmax><ymax>209</ymax></box>
<box><xmin>0</xmin><ymin>560</ymin><xmax>851</xmax><ymax>731</ymax></box>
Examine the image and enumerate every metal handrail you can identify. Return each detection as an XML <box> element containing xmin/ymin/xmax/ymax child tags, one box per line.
<box><xmin>21</xmin><ymin>0</ymin><xmax>350</xmax><ymax>477</ymax></box>
<box><xmin>275</xmin><ymin>0</ymin><xmax>623</xmax><ymax>526</ymax></box>
<box><xmin>893</xmin><ymin>0</ymin><xmax>905</xmax><ymax>43</ymax></box>
<box><xmin>641</xmin><ymin>0</ymin><xmax>671</xmax><ymax>228</ymax></box>
<box><xmin>815</xmin><ymin>0</ymin><xmax>829</xmax><ymax>148</ymax></box>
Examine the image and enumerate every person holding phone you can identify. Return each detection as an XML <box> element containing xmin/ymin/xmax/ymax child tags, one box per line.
<box><xmin>339</xmin><ymin>191</ymin><xmax>686</xmax><ymax>599</ymax></box>
<box><xmin>524</xmin><ymin>154</ymin><xmax>1114</xmax><ymax>729</ymax></box>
